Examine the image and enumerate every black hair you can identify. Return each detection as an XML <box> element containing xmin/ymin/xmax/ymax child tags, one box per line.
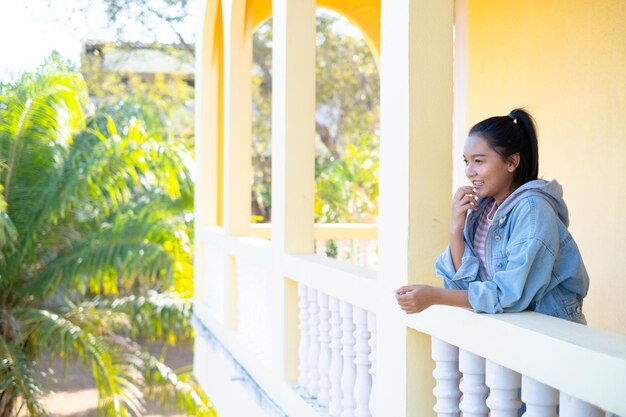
<box><xmin>469</xmin><ymin>108</ymin><xmax>539</xmax><ymax>187</ymax></box>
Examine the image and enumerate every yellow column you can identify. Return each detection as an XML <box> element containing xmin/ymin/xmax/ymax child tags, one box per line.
<box><xmin>270</xmin><ymin>0</ymin><xmax>316</xmax><ymax>380</ymax></box>
<box><xmin>220</xmin><ymin>0</ymin><xmax>253</xmax><ymax>329</ymax></box>
<box><xmin>377</xmin><ymin>0</ymin><xmax>453</xmax><ymax>416</ymax></box>
<box><xmin>194</xmin><ymin>0</ymin><xmax>223</xmax><ymax>304</ymax></box>
<box><xmin>222</xmin><ymin>0</ymin><xmax>252</xmax><ymax>236</ymax></box>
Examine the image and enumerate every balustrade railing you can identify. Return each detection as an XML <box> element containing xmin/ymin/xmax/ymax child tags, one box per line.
<box><xmin>431</xmin><ymin>337</ymin><xmax>606</xmax><ymax>417</ymax></box>
<box><xmin>296</xmin><ymin>283</ymin><xmax>375</xmax><ymax>417</ymax></box>
<box><xmin>203</xmin><ymin>245</ymin><xmax>227</xmax><ymax>323</ymax></box>
<box><xmin>314</xmin><ymin>239</ymin><xmax>378</xmax><ymax>269</ymax></box>
<box><xmin>250</xmin><ymin>223</ymin><xmax>379</xmax><ymax>268</ymax></box>
<box><xmin>236</xmin><ymin>258</ymin><xmax>272</xmax><ymax>365</ymax></box>
<box><xmin>194</xmin><ymin>226</ymin><xmax>625</xmax><ymax>417</ymax></box>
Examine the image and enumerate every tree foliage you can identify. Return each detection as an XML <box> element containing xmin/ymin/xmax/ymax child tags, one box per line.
<box><xmin>0</xmin><ymin>58</ymin><xmax>214</xmax><ymax>417</ymax></box>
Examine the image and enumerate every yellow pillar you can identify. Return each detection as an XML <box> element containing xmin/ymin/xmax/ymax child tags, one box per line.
<box><xmin>270</xmin><ymin>0</ymin><xmax>316</xmax><ymax>380</ymax></box>
<box><xmin>194</xmin><ymin>0</ymin><xmax>223</xmax><ymax>304</ymax></box>
<box><xmin>222</xmin><ymin>0</ymin><xmax>252</xmax><ymax>236</ymax></box>
<box><xmin>218</xmin><ymin>0</ymin><xmax>254</xmax><ymax>329</ymax></box>
<box><xmin>376</xmin><ymin>0</ymin><xmax>453</xmax><ymax>416</ymax></box>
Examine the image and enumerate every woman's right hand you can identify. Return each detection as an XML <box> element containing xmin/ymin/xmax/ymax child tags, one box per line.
<box><xmin>450</xmin><ymin>186</ymin><xmax>477</xmax><ymax>234</ymax></box>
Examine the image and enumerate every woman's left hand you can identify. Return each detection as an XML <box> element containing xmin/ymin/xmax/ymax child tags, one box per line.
<box><xmin>395</xmin><ymin>284</ymin><xmax>435</xmax><ymax>314</ymax></box>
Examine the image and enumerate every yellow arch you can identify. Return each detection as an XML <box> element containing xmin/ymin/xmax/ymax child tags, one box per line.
<box><xmin>247</xmin><ymin>0</ymin><xmax>381</xmax><ymax>61</ymax></box>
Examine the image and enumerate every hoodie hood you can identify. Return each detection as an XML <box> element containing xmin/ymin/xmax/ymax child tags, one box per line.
<box><xmin>493</xmin><ymin>179</ymin><xmax>569</xmax><ymax>227</ymax></box>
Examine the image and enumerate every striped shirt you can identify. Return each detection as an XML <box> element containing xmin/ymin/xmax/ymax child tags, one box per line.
<box><xmin>473</xmin><ymin>200</ymin><xmax>498</xmax><ymax>281</ymax></box>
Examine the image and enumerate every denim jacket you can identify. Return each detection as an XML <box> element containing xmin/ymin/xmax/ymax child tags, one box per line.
<box><xmin>435</xmin><ymin>179</ymin><xmax>589</xmax><ymax>322</ymax></box>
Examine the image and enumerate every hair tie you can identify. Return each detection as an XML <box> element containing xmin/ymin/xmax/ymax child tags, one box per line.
<box><xmin>508</xmin><ymin>112</ymin><xmax>517</xmax><ymax>124</ymax></box>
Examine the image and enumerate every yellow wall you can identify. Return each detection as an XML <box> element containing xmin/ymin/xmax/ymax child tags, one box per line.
<box><xmin>467</xmin><ymin>0</ymin><xmax>626</xmax><ymax>334</ymax></box>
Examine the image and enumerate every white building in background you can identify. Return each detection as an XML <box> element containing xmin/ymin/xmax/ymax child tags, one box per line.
<box><xmin>82</xmin><ymin>42</ymin><xmax>195</xmax><ymax>85</ymax></box>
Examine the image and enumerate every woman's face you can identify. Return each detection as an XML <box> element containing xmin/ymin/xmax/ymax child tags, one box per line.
<box><xmin>463</xmin><ymin>134</ymin><xmax>518</xmax><ymax>203</ymax></box>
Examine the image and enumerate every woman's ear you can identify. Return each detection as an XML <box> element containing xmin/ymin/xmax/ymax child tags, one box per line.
<box><xmin>507</xmin><ymin>153</ymin><xmax>520</xmax><ymax>172</ymax></box>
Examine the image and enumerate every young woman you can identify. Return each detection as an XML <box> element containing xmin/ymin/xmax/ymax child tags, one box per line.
<box><xmin>395</xmin><ymin>109</ymin><xmax>589</xmax><ymax>323</ymax></box>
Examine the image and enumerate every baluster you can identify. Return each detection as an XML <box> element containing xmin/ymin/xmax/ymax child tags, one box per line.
<box><xmin>328</xmin><ymin>297</ymin><xmax>343</xmax><ymax>417</ymax></box>
<box><xmin>367</xmin><ymin>312</ymin><xmax>377</xmax><ymax>417</ymax></box>
<box><xmin>260</xmin><ymin>269</ymin><xmax>271</xmax><ymax>360</ymax></box>
<box><xmin>297</xmin><ymin>284</ymin><xmax>310</xmax><ymax>394</ymax></box>
<box><xmin>317</xmin><ymin>292</ymin><xmax>332</xmax><ymax>407</ymax></box>
<box><xmin>247</xmin><ymin>264</ymin><xmax>255</xmax><ymax>343</ymax></box>
<box><xmin>338</xmin><ymin>240</ymin><xmax>348</xmax><ymax>261</ymax></box>
<box><xmin>255</xmin><ymin>267</ymin><xmax>264</xmax><ymax>352</ymax></box>
<box><xmin>206</xmin><ymin>247</ymin><xmax>225</xmax><ymax>320</ymax></box>
<box><xmin>307</xmin><ymin>287</ymin><xmax>321</xmax><ymax>398</ymax></box>
<box><xmin>459</xmin><ymin>350</ymin><xmax>488</xmax><ymax>417</ymax></box>
<box><xmin>559</xmin><ymin>392</ymin><xmax>604</xmax><ymax>417</ymax></box>
<box><xmin>340</xmin><ymin>301</ymin><xmax>357</xmax><ymax>417</ymax></box>
<box><xmin>353</xmin><ymin>307</ymin><xmax>372</xmax><ymax>417</ymax></box>
<box><xmin>236</xmin><ymin>261</ymin><xmax>247</xmax><ymax>337</ymax></box>
<box><xmin>521</xmin><ymin>375</ymin><xmax>558</xmax><ymax>417</ymax></box>
<box><xmin>316</xmin><ymin>240</ymin><xmax>327</xmax><ymax>256</ymax></box>
<box><xmin>485</xmin><ymin>360</ymin><xmax>521</xmax><ymax>417</ymax></box>
<box><xmin>359</xmin><ymin>240</ymin><xmax>368</xmax><ymax>267</ymax></box>
<box><xmin>431</xmin><ymin>338</ymin><xmax>461</xmax><ymax>417</ymax></box>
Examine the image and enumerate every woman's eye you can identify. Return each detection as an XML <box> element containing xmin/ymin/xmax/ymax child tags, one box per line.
<box><xmin>463</xmin><ymin>160</ymin><xmax>468</xmax><ymax>165</ymax></box>
<box><xmin>475</xmin><ymin>160</ymin><xmax>483</xmax><ymax>164</ymax></box>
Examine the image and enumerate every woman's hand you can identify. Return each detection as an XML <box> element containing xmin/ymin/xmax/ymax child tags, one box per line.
<box><xmin>395</xmin><ymin>286</ymin><xmax>472</xmax><ymax>313</ymax></box>
<box><xmin>450</xmin><ymin>186</ymin><xmax>477</xmax><ymax>234</ymax></box>
<box><xmin>395</xmin><ymin>285</ymin><xmax>436</xmax><ymax>314</ymax></box>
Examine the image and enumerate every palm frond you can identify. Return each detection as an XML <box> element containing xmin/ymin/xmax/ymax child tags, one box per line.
<box><xmin>138</xmin><ymin>351</ymin><xmax>217</xmax><ymax>417</ymax></box>
<box><xmin>0</xmin><ymin>335</ymin><xmax>46</xmax><ymax>417</ymax></box>
<box><xmin>17</xmin><ymin>308</ymin><xmax>146</xmax><ymax>417</ymax></box>
<box><xmin>84</xmin><ymin>291</ymin><xmax>193</xmax><ymax>343</ymax></box>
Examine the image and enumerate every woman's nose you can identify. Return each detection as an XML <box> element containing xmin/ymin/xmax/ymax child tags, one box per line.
<box><xmin>465</xmin><ymin>165</ymin><xmax>475</xmax><ymax>177</ymax></box>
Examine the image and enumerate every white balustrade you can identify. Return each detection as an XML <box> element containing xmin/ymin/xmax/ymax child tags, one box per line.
<box><xmin>521</xmin><ymin>375</ymin><xmax>558</xmax><ymax>417</ymax></box>
<box><xmin>358</xmin><ymin>240</ymin><xmax>368</xmax><ymax>267</ymax></box>
<box><xmin>298</xmin><ymin>284</ymin><xmax>310</xmax><ymax>392</ymax></box>
<box><xmin>317</xmin><ymin>292</ymin><xmax>332</xmax><ymax>407</ymax></box>
<box><xmin>335</xmin><ymin>240</ymin><xmax>346</xmax><ymax>262</ymax></box>
<box><xmin>459</xmin><ymin>350</ymin><xmax>489</xmax><ymax>417</ymax></box>
<box><xmin>313</xmin><ymin>238</ymin><xmax>378</xmax><ymax>268</ymax></box>
<box><xmin>559</xmin><ymin>392</ymin><xmax>604</xmax><ymax>417</ymax></box>
<box><xmin>307</xmin><ymin>287</ymin><xmax>321</xmax><ymax>398</ymax></box>
<box><xmin>328</xmin><ymin>296</ymin><xmax>344</xmax><ymax>417</ymax></box>
<box><xmin>353</xmin><ymin>307</ymin><xmax>372</xmax><ymax>417</ymax></box>
<box><xmin>236</xmin><ymin>259</ymin><xmax>272</xmax><ymax>361</ymax></box>
<box><xmin>485</xmin><ymin>360</ymin><xmax>522</xmax><ymax>417</ymax></box>
<box><xmin>367</xmin><ymin>312</ymin><xmax>377</xmax><ymax>417</ymax></box>
<box><xmin>204</xmin><ymin>246</ymin><xmax>226</xmax><ymax>322</ymax></box>
<box><xmin>315</xmin><ymin>240</ymin><xmax>327</xmax><ymax>256</ymax></box>
<box><xmin>431</xmin><ymin>338</ymin><xmax>461</xmax><ymax>417</ymax></box>
<box><xmin>340</xmin><ymin>301</ymin><xmax>357</xmax><ymax>417</ymax></box>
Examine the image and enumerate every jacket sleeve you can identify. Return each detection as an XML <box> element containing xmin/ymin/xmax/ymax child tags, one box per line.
<box><xmin>435</xmin><ymin>243</ymin><xmax>481</xmax><ymax>290</ymax></box>
<box><xmin>467</xmin><ymin>203</ymin><xmax>559</xmax><ymax>313</ymax></box>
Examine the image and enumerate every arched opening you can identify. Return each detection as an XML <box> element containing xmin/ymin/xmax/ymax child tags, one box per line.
<box><xmin>250</xmin><ymin>6</ymin><xmax>380</xmax><ymax>268</ymax></box>
<box><xmin>312</xmin><ymin>7</ymin><xmax>379</xmax><ymax>267</ymax></box>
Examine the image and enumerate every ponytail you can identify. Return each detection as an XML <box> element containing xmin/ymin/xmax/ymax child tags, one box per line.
<box><xmin>469</xmin><ymin>108</ymin><xmax>539</xmax><ymax>187</ymax></box>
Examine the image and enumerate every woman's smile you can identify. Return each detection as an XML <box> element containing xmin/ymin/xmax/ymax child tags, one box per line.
<box><xmin>463</xmin><ymin>134</ymin><xmax>517</xmax><ymax>204</ymax></box>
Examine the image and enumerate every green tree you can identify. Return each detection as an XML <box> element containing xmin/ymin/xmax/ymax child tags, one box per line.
<box><xmin>0</xmin><ymin>59</ymin><xmax>214</xmax><ymax>416</ymax></box>
<box><xmin>80</xmin><ymin>42</ymin><xmax>195</xmax><ymax>150</ymax></box>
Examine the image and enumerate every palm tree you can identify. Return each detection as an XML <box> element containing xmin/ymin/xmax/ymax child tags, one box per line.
<box><xmin>0</xmin><ymin>60</ymin><xmax>215</xmax><ymax>416</ymax></box>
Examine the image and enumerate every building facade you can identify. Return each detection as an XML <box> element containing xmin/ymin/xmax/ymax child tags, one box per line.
<box><xmin>193</xmin><ymin>1</ymin><xmax>626</xmax><ymax>416</ymax></box>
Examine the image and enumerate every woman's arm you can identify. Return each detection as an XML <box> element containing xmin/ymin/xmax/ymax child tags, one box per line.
<box><xmin>449</xmin><ymin>186</ymin><xmax>477</xmax><ymax>271</ymax></box>
<box><xmin>450</xmin><ymin>231</ymin><xmax>465</xmax><ymax>272</ymax></box>
<box><xmin>395</xmin><ymin>285</ymin><xmax>471</xmax><ymax>314</ymax></box>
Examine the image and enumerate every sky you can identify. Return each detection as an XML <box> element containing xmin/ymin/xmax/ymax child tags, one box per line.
<box><xmin>0</xmin><ymin>0</ymin><xmax>195</xmax><ymax>80</ymax></box>
<box><xmin>0</xmin><ymin>1</ymin><xmax>98</xmax><ymax>77</ymax></box>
